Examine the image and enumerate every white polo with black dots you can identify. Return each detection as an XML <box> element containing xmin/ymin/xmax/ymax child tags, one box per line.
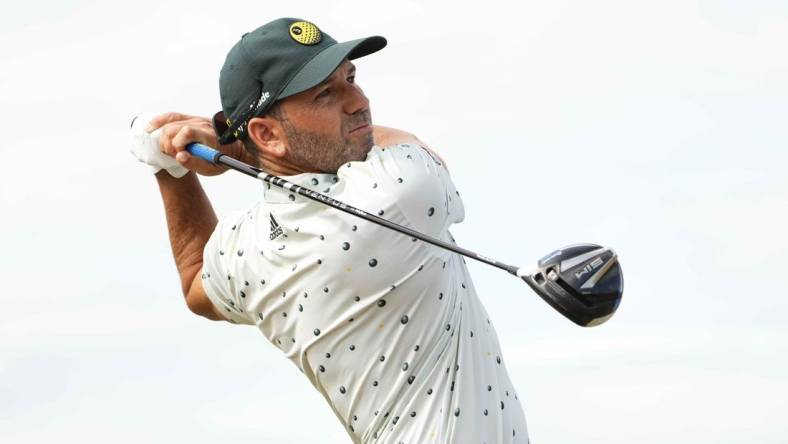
<box><xmin>201</xmin><ymin>144</ymin><xmax>529</xmax><ymax>444</ymax></box>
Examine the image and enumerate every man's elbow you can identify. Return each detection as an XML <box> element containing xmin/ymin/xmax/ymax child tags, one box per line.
<box><xmin>185</xmin><ymin>291</ymin><xmax>225</xmax><ymax>321</ymax></box>
<box><xmin>183</xmin><ymin>266</ymin><xmax>226</xmax><ymax>321</ymax></box>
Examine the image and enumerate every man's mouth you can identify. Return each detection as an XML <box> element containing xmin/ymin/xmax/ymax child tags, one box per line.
<box><xmin>349</xmin><ymin>123</ymin><xmax>370</xmax><ymax>134</ymax></box>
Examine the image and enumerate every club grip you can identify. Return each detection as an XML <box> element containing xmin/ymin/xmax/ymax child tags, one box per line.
<box><xmin>186</xmin><ymin>143</ymin><xmax>221</xmax><ymax>164</ymax></box>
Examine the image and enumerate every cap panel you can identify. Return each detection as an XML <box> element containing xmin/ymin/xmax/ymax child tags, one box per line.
<box><xmin>218</xmin><ymin>39</ymin><xmax>259</xmax><ymax>121</ymax></box>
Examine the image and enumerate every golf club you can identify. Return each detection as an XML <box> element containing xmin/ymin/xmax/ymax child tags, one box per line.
<box><xmin>184</xmin><ymin>142</ymin><xmax>624</xmax><ymax>327</ymax></box>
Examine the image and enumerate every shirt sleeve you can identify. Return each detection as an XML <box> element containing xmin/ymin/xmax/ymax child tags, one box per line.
<box><xmin>201</xmin><ymin>210</ymin><xmax>256</xmax><ymax>325</ymax></box>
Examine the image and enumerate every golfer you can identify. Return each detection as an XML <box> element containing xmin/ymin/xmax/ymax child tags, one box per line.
<box><xmin>131</xmin><ymin>18</ymin><xmax>529</xmax><ymax>444</ymax></box>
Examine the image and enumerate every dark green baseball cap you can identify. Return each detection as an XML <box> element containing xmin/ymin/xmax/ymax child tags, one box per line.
<box><xmin>214</xmin><ymin>18</ymin><xmax>386</xmax><ymax>144</ymax></box>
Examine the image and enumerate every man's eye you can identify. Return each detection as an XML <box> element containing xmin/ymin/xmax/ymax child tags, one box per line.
<box><xmin>317</xmin><ymin>88</ymin><xmax>331</xmax><ymax>99</ymax></box>
<box><xmin>347</xmin><ymin>75</ymin><xmax>355</xmax><ymax>83</ymax></box>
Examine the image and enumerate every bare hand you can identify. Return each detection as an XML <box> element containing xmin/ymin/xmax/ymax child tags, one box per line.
<box><xmin>147</xmin><ymin>112</ymin><xmax>248</xmax><ymax>176</ymax></box>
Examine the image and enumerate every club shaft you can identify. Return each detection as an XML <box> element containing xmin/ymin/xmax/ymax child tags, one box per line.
<box><xmin>188</xmin><ymin>143</ymin><xmax>520</xmax><ymax>274</ymax></box>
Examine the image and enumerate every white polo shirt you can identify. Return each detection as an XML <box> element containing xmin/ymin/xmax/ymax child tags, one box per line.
<box><xmin>201</xmin><ymin>143</ymin><xmax>529</xmax><ymax>444</ymax></box>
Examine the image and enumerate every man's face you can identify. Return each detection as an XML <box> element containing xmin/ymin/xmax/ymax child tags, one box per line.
<box><xmin>276</xmin><ymin>60</ymin><xmax>374</xmax><ymax>173</ymax></box>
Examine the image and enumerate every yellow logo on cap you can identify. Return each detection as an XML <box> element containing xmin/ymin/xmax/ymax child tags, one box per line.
<box><xmin>289</xmin><ymin>21</ymin><xmax>322</xmax><ymax>45</ymax></box>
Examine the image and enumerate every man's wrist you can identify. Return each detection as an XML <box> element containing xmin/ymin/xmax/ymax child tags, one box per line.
<box><xmin>156</xmin><ymin>168</ymin><xmax>190</xmax><ymax>179</ymax></box>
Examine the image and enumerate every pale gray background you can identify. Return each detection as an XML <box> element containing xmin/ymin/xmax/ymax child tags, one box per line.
<box><xmin>1</xmin><ymin>0</ymin><xmax>786</xmax><ymax>442</ymax></box>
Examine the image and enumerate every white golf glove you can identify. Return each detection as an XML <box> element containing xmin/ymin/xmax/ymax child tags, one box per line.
<box><xmin>129</xmin><ymin>112</ymin><xmax>189</xmax><ymax>178</ymax></box>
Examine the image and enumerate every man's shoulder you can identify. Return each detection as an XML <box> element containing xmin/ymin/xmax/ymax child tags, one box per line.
<box><xmin>211</xmin><ymin>201</ymin><xmax>266</xmax><ymax>238</ymax></box>
<box><xmin>372</xmin><ymin>125</ymin><xmax>448</xmax><ymax>169</ymax></box>
<box><xmin>372</xmin><ymin>125</ymin><xmax>421</xmax><ymax>147</ymax></box>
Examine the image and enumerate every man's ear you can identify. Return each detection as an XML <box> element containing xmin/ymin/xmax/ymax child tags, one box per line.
<box><xmin>247</xmin><ymin>116</ymin><xmax>287</xmax><ymax>158</ymax></box>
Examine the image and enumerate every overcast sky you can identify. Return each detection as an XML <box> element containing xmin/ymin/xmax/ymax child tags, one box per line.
<box><xmin>1</xmin><ymin>0</ymin><xmax>787</xmax><ymax>443</ymax></box>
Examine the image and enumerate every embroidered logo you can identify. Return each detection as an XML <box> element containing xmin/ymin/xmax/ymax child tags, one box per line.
<box><xmin>269</xmin><ymin>213</ymin><xmax>284</xmax><ymax>240</ymax></box>
<box><xmin>289</xmin><ymin>21</ymin><xmax>322</xmax><ymax>45</ymax></box>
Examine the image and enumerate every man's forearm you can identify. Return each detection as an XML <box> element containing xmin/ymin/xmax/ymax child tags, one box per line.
<box><xmin>156</xmin><ymin>170</ymin><xmax>218</xmax><ymax>297</ymax></box>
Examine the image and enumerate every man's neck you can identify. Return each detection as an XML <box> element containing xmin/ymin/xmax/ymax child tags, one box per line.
<box><xmin>259</xmin><ymin>156</ymin><xmax>326</xmax><ymax>176</ymax></box>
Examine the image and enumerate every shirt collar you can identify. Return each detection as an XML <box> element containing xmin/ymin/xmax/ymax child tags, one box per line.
<box><xmin>261</xmin><ymin>146</ymin><xmax>384</xmax><ymax>203</ymax></box>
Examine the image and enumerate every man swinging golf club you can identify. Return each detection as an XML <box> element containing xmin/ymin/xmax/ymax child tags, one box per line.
<box><xmin>131</xmin><ymin>17</ymin><xmax>537</xmax><ymax>443</ymax></box>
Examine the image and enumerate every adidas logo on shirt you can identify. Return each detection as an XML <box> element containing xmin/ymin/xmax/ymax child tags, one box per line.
<box><xmin>269</xmin><ymin>213</ymin><xmax>284</xmax><ymax>240</ymax></box>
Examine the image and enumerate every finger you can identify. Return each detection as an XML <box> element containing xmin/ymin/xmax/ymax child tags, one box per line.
<box><xmin>172</xmin><ymin>126</ymin><xmax>209</xmax><ymax>156</ymax></box>
<box><xmin>158</xmin><ymin>124</ymin><xmax>183</xmax><ymax>158</ymax></box>
<box><xmin>171</xmin><ymin>126</ymin><xmax>200</xmax><ymax>155</ymax></box>
<box><xmin>176</xmin><ymin>149</ymin><xmax>223</xmax><ymax>174</ymax></box>
<box><xmin>175</xmin><ymin>150</ymin><xmax>191</xmax><ymax>164</ymax></box>
<box><xmin>190</xmin><ymin>120</ymin><xmax>220</xmax><ymax>147</ymax></box>
<box><xmin>172</xmin><ymin>124</ymin><xmax>219</xmax><ymax>153</ymax></box>
<box><xmin>147</xmin><ymin>112</ymin><xmax>196</xmax><ymax>132</ymax></box>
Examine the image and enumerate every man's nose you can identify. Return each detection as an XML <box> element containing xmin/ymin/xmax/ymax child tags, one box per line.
<box><xmin>343</xmin><ymin>84</ymin><xmax>369</xmax><ymax>115</ymax></box>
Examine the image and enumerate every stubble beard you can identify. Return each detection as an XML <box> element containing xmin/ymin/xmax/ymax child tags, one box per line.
<box><xmin>283</xmin><ymin>111</ymin><xmax>374</xmax><ymax>173</ymax></box>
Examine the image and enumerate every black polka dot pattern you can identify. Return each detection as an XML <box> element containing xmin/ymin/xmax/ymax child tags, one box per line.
<box><xmin>201</xmin><ymin>146</ymin><xmax>527</xmax><ymax>443</ymax></box>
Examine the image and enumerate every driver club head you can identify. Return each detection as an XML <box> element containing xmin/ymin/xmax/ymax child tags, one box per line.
<box><xmin>519</xmin><ymin>244</ymin><xmax>623</xmax><ymax>327</ymax></box>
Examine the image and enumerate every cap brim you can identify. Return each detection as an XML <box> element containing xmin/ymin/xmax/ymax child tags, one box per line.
<box><xmin>279</xmin><ymin>36</ymin><xmax>386</xmax><ymax>99</ymax></box>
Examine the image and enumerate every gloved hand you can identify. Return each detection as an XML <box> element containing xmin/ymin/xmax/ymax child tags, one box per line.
<box><xmin>129</xmin><ymin>112</ymin><xmax>189</xmax><ymax>178</ymax></box>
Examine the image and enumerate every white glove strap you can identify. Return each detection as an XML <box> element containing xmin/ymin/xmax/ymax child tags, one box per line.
<box><xmin>129</xmin><ymin>112</ymin><xmax>189</xmax><ymax>178</ymax></box>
